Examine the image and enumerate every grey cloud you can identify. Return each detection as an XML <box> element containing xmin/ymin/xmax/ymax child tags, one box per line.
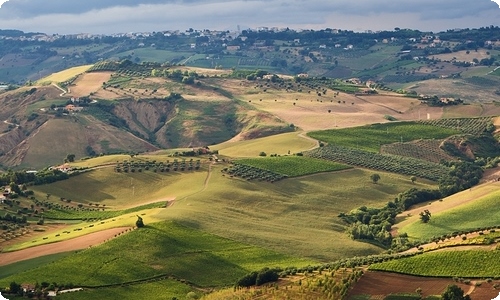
<box><xmin>0</xmin><ymin>0</ymin><xmax>498</xmax><ymax>34</ymax></box>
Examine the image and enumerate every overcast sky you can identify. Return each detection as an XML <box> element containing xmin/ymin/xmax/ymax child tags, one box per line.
<box><xmin>0</xmin><ymin>0</ymin><xmax>499</xmax><ymax>34</ymax></box>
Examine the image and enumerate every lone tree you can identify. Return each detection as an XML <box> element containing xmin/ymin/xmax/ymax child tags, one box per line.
<box><xmin>370</xmin><ymin>173</ymin><xmax>381</xmax><ymax>184</ymax></box>
<box><xmin>136</xmin><ymin>215</ymin><xmax>145</xmax><ymax>228</ymax></box>
<box><xmin>65</xmin><ymin>154</ymin><xmax>76</xmax><ymax>163</ymax></box>
<box><xmin>410</xmin><ymin>176</ymin><xmax>417</xmax><ymax>184</ymax></box>
<box><xmin>441</xmin><ymin>284</ymin><xmax>471</xmax><ymax>300</ymax></box>
<box><xmin>419</xmin><ymin>209</ymin><xmax>432</xmax><ymax>223</ymax></box>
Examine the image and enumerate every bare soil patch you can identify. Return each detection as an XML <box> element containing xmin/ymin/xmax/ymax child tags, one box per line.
<box><xmin>349</xmin><ymin>271</ymin><xmax>499</xmax><ymax>299</ymax></box>
<box><xmin>0</xmin><ymin>227</ymin><xmax>131</xmax><ymax>266</ymax></box>
<box><xmin>70</xmin><ymin>72</ymin><xmax>112</xmax><ymax>97</ymax></box>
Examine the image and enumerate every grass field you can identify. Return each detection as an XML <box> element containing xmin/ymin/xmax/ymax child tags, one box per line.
<box><xmin>57</xmin><ymin>279</ymin><xmax>200</xmax><ymax>300</ymax></box>
<box><xmin>308</xmin><ymin>122</ymin><xmax>459</xmax><ymax>153</ymax></box>
<box><xmin>156</xmin><ymin>164</ymin><xmax>436</xmax><ymax>261</ymax></box>
<box><xmin>235</xmin><ymin>156</ymin><xmax>351</xmax><ymax>177</ymax></box>
<box><xmin>214</xmin><ymin>131</ymin><xmax>317</xmax><ymax>157</ymax></box>
<box><xmin>0</xmin><ymin>221</ymin><xmax>312</xmax><ymax>288</ymax></box>
<box><xmin>32</xmin><ymin>166</ymin><xmax>208</xmax><ymax>208</ymax></box>
<box><xmin>20</xmin><ymin>159</ymin><xmax>437</xmax><ymax>261</ymax></box>
<box><xmin>37</xmin><ymin>65</ymin><xmax>93</xmax><ymax>84</ymax></box>
<box><xmin>369</xmin><ymin>250</ymin><xmax>500</xmax><ymax>278</ymax></box>
<box><xmin>113</xmin><ymin>48</ymin><xmax>195</xmax><ymax>63</ymax></box>
<box><xmin>399</xmin><ymin>188</ymin><xmax>500</xmax><ymax>240</ymax></box>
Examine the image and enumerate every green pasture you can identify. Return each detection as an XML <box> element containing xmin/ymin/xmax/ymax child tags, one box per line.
<box><xmin>460</xmin><ymin>66</ymin><xmax>492</xmax><ymax>78</ymax></box>
<box><xmin>56</xmin><ymin>280</ymin><xmax>200</xmax><ymax>300</ymax></box>
<box><xmin>113</xmin><ymin>48</ymin><xmax>195</xmax><ymax>63</ymax></box>
<box><xmin>24</xmin><ymin>161</ymin><xmax>436</xmax><ymax>261</ymax></box>
<box><xmin>370</xmin><ymin>250</ymin><xmax>500</xmax><ymax>278</ymax></box>
<box><xmin>214</xmin><ymin>131</ymin><xmax>317</xmax><ymax>157</ymax></box>
<box><xmin>155</xmin><ymin>164</ymin><xmax>436</xmax><ymax>261</ymax></box>
<box><xmin>491</xmin><ymin>67</ymin><xmax>500</xmax><ymax>76</ymax></box>
<box><xmin>31</xmin><ymin>166</ymin><xmax>208</xmax><ymax>208</ymax></box>
<box><xmin>400</xmin><ymin>187</ymin><xmax>500</xmax><ymax>240</ymax></box>
<box><xmin>308</xmin><ymin>122</ymin><xmax>459</xmax><ymax>152</ymax></box>
<box><xmin>0</xmin><ymin>221</ymin><xmax>312</xmax><ymax>288</ymax></box>
<box><xmin>26</xmin><ymin>99</ymin><xmax>69</xmax><ymax>114</ymax></box>
<box><xmin>236</xmin><ymin>156</ymin><xmax>351</xmax><ymax>177</ymax></box>
<box><xmin>337</xmin><ymin>45</ymin><xmax>401</xmax><ymax>71</ymax></box>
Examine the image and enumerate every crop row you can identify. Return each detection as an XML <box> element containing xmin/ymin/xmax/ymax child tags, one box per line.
<box><xmin>418</xmin><ymin>117</ymin><xmax>492</xmax><ymax>135</ymax></box>
<box><xmin>222</xmin><ymin>164</ymin><xmax>287</xmax><ymax>182</ymax></box>
<box><xmin>235</xmin><ymin>156</ymin><xmax>351</xmax><ymax>177</ymax></box>
<box><xmin>369</xmin><ymin>250</ymin><xmax>500</xmax><ymax>278</ymax></box>
<box><xmin>381</xmin><ymin>139</ymin><xmax>455</xmax><ymax>163</ymax></box>
<box><xmin>306</xmin><ymin>145</ymin><xmax>449</xmax><ymax>181</ymax></box>
<box><xmin>308</xmin><ymin>122</ymin><xmax>459</xmax><ymax>153</ymax></box>
<box><xmin>87</xmin><ymin>61</ymin><xmax>120</xmax><ymax>72</ymax></box>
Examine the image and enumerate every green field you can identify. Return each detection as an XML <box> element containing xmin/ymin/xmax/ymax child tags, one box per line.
<box><xmin>32</xmin><ymin>166</ymin><xmax>208</xmax><ymax>208</ymax></box>
<box><xmin>235</xmin><ymin>156</ymin><xmax>351</xmax><ymax>177</ymax></box>
<box><xmin>0</xmin><ymin>221</ymin><xmax>312</xmax><ymax>288</ymax></box>
<box><xmin>11</xmin><ymin>160</ymin><xmax>437</xmax><ymax>261</ymax></box>
<box><xmin>400</xmin><ymin>189</ymin><xmax>500</xmax><ymax>240</ymax></box>
<box><xmin>113</xmin><ymin>48</ymin><xmax>195</xmax><ymax>63</ymax></box>
<box><xmin>57</xmin><ymin>280</ymin><xmax>200</xmax><ymax>300</ymax></box>
<box><xmin>369</xmin><ymin>250</ymin><xmax>500</xmax><ymax>277</ymax></box>
<box><xmin>308</xmin><ymin>123</ymin><xmax>459</xmax><ymax>153</ymax></box>
<box><xmin>215</xmin><ymin>132</ymin><xmax>317</xmax><ymax>158</ymax></box>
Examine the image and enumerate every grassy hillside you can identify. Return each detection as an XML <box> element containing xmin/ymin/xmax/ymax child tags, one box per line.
<box><xmin>0</xmin><ymin>221</ymin><xmax>312</xmax><ymax>288</ymax></box>
<box><xmin>214</xmin><ymin>131</ymin><xmax>317</xmax><ymax>157</ymax></box>
<box><xmin>399</xmin><ymin>187</ymin><xmax>500</xmax><ymax>240</ymax></box>
<box><xmin>18</xmin><ymin>156</ymin><xmax>436</xmax><ymax>261</ymax></box>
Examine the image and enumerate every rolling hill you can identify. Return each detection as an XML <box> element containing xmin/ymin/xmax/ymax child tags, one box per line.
<box><xmin>0</xmin><ymin>62</ymin><xmax>499</xmax><ymax>300</ymax></box>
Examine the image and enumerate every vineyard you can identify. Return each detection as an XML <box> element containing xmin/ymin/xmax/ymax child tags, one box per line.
<box><xmin>305</xmin><ymin>145</ymin><xmax>449</xmax><ymax>181</ymax></box>
<box><xmin>308</xmin><ymin>123</ymin><xmax>460</xmax><ymax>153</ymax></box>
<box><xmin>369</xmin><ymin>250</ymin><xmax>500</xmax><ymax>278</ymax></box>
<box><xmin>222</xmin><ymin>164</ymin><xmax>287</xmax><ymax>182</ymax></box>
<box><xmin>234</xmin><ymin>156</ymin><xmax>351</xmax><ymax>177</ymax></box>
<box><xmin>381</xmin><ymin>139</ymin><xmax>456</xmax><ymax>163</ymax></box>
<box><xmin>238</xmin><ymin>58</ymin><xmax>271</xmax><ymax>67</ymax></box>
<box><xmin>115</xmin><ymin>158</ymin><xmax>202</xmax><ymax>173</ymax></box>
<box><xmin>418</xmin><ymin>117</ymin><xmax>492</xmax><ymax>135</ymax></box>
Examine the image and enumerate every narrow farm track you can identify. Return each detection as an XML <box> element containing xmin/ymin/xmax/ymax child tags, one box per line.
<box><xmin>297</xmin><ymin>131</ymin><xmax>320</xmax><ymax>150</ymax></box>
<box><xmin>0</xmin><ymin>227</ymin><xmax>131</xmax><ymax>266</ymax></box>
